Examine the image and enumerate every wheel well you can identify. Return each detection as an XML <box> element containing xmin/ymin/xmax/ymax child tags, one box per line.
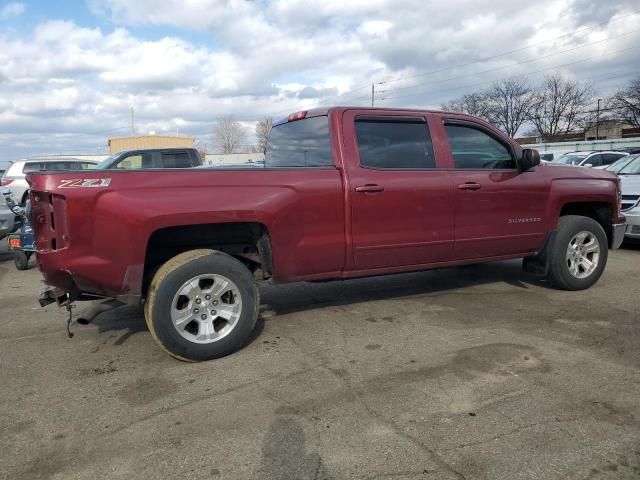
<box><xmin>143</xmin><ymin>222</ymin><xmax>272</xmax><ymax>296</ymax></box>
<box><xmin>559</xmin><ymin>202</ymin><xmax>613</xmax><ymax>246</ymax></box>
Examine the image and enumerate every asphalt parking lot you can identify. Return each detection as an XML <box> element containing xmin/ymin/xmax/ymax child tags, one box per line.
<box><xmin>1</xmin><ymin>242</ymin><xmax>639</xmax><ymax>480</ymax></box>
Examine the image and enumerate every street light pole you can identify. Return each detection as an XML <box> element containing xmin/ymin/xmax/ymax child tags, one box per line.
<box><xmin>596</xmin><ymin>98</ymin><xmax>601</xmax><ymax>140</ymax></box>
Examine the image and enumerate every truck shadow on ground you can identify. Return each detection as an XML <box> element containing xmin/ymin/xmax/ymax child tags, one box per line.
<box><xmin>259</xmin><ymin>259</ymin><xmax>544</xmax><ymax>316</ymax></box>
<box><xmin>86</xmin><ymin>301</ymin><xmax>266</xmax><ymax>349</ymax></box>
<box><xmin>86</xmin><ymin>260</ymin><xmax>543</xmax><ymax>336</ymax></box>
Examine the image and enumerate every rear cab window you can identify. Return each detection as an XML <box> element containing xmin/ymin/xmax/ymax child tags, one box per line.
<box><xmin>266</xmin><ymin>116</ymin><xmax>333</xmax><ymax>167</ymax></box>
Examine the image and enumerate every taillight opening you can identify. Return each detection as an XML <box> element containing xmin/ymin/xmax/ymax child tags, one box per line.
<box><xmin>1</xmin><ymin>177</ymin><xmax>13</xmax><ymax>186</ymax></box>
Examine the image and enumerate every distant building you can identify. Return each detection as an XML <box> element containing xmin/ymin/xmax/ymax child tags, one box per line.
<box><xmin>108</xmin><ymin>135</ymin><xmax>195</xmax><ymax>154</ymax></box>
<box><xmin>517</xmin><ymin>119</ymin><xmax>638</xmax><ymax>145</ymax></box>
<box><xmin>584</xmin><ymin>120</ymin><xmax>635</xmax><ymax>141</ymax></box>
<box><xmin>204</xmin><ymin>152</ymin><xmax>265</xmax><ymax>165</ymax></box>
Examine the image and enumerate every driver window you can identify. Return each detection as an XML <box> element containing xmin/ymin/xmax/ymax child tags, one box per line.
<box><xmin>115</xmin><ymin>152</ymin><xmax>152</xmax><ymax>169</ymax></box>
<box><xmin>445</xmin><ymin>124</ymin><xmax>516</xmax><ymax>169</ymax></box>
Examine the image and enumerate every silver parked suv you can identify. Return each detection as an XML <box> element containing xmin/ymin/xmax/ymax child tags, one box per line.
<box><xmin>551</xmin><ymin>151</ymin><xmax>628</xmax><ymax>168</ymax></box>
<box><xmin>618</xmin><ymin>154</ymin><xmax>640</xmax><ymax>240</ymax></box>
<box><xmin>0</xmin><ymin>191</ymin><xmax>17</xmax><ymax>240</ymax></box>
<box><xmin>1</xmin><ymin>157</ymin><xmax>98</xmax><ymax>205</ymax></box>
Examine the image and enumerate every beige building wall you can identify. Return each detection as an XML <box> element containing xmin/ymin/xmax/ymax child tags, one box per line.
<box><xmin>108</xmin><ymin>135</ymin><xmax>195</xmax><ymax>153</ymax></box>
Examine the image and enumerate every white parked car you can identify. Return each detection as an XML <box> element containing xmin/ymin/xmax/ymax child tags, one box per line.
<box><xmin>618</xmin><ymin>155</ymin><xmax>640</xmax><ymax>240</ymax></box>
<box><xmin>551</xmin><ymin>151</ymin><xmax>628</xmax><ymax>168</ymax></box>
<box><xmin>1</xmin><ymin>157</ymin><xmax>98</xmax><ymax>205</ymax></box>
<box><xmin>605</xmin><ymin>155</ymin><xmax>638</xmax><ymax>174</ymax></box>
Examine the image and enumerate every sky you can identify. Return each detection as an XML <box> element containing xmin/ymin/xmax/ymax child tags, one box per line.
<box><xmin>0</xmin><ymin>0</ymin><xmax>639</xmax><ymax>165</ymax></box>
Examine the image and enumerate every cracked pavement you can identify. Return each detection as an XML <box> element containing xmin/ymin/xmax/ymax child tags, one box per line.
<box><xmin>1</xmin><ymin>242</ymin><xmax>639</xmax><ymax>479</ymax></box>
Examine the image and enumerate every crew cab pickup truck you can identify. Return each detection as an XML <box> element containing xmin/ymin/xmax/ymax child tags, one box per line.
<box><xmin>27</xmin><ymin>107</ymin><xmax>626</xmax><ymax>361</ymax></box>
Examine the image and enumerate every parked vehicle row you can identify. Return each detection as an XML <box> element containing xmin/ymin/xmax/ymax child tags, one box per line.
<box><xmin>616</xmin><ymin>154</ymin><xmax>640</xmax><ymax>240</ymax></box>
<box><xmin>550</xmin><ymin>151</ymin><xmax>629</xmax><ymax>168</ymax></box>
<box><xmin>1</xmin><ymin>157</ymin><xmax>99</xmax><ymax>205</ymax></box>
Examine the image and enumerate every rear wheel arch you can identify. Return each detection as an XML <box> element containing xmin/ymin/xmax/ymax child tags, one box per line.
<box><xmin>142</xmin><ymin>222</ymin><xmax>273</xmax><ymax>298</ymax></box>
<box><xmin>145</xmin><ymin>249</ymin><xmax>260</xmax><ymax>361</ymax></box>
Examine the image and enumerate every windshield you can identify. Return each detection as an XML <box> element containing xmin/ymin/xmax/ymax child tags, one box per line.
<box><xmin>618</xmin><ymin>155</ymin><xmax>640</xmax><ymax>175</ymax></box>
<box><xmin>96</xmin><ymin>152</ymin><xmax>126</xmax><ymax>169</ymax></box>
<box><xmin>606</xmin><ymin>155</ymin><xmax>636</xmax><ymax>172</ymax></box>
<box><xmin>554</xmin><ymin>153</ymin><xmax>587</xmax><ymax>165</ymax></box>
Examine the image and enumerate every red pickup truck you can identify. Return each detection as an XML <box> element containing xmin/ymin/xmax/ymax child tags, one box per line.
<box><xmin>28</xmin><ymin>107</ymin><xmax>626</xmax><ymax>361</ymax></box>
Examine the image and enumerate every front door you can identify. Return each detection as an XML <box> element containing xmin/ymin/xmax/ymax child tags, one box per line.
<box><xmin>342</xmin><ymin>110</ymin><xmax>455</xmax><ymax>271</ymax></box>
<box><xmin>442</xmin><ymin>121</ymin><xmax>549</xmax><ymax>260</ymax></box>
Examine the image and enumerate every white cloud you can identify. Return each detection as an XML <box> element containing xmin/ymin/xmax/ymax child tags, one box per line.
<box><xmin>0</xmin><ymin>2</ymin><xmax>24</xmax><ymax>18</ymax></box>
<box><xmin>0</xmin><ymin>0</ymin><xmax>639</xmax><ymax>162</ymax></box>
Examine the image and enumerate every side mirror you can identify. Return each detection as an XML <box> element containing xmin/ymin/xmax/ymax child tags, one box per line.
<box><xmin>519</xmin><ymin>149</ymin><xmax>540</xmax><ymax>171</ymax></box>
<box><xmin>583</xmin><ymin>163</ymin><xmax>593</xmax><ymax>168</ymax></box>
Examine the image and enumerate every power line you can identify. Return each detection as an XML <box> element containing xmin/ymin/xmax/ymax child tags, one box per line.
<box><xmin>377</xmin><ymin>8</ymin><xmax>640</xmax><ymax>86</ymax></box>
<box><xmin>378</xmin><ymin>43</ymin><xmax>640</xmax><ymax>103</ymax></box>
<box><xmin>262</xmin><ymin>10</ymin><xmax>640</xmax><ymax>120</ymax></box>
<box><xmin>379</xmin><ymin>28</ymin><xmax>640</xmax><ymax>97</ymax></box>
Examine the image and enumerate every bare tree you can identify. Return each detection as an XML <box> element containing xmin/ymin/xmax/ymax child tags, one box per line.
<box><xmin>441</xmin><ymin>92</ymin><xmax>490</xmax><ymax>120</ymax></box>
<box><xmin>195</xmin><ymin>141</ymin><xmax>208</xmax><ymax>163</ymax></box>
<box><xmin>212</xmin><ymin>115</ymin><xmax>247</xmax><ymax>154</ymax></box>
<box><xmin>484</xmin><ymin>77</ymin><xmax>535</xmax><ymax>137</ymax></box>
<box><xmin>529</xmin><ymin>74</ymin><xmax>594</xmax><ymax>139</ymax></box>
<box><xmin>255</xmin><ymin>117</ymin><xmax>273</xmax><ymax>154</ymax></box>
<box><xmin>609</xmin><ymin>77</ymin><xmax>640</xmax><ymax>128</ymax></box>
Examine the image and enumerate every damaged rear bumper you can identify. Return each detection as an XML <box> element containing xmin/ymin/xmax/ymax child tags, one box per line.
<box><xmin>39</xmin><ymin>287</ymin><xmax>72</xmax><ymax>307</ymax></box>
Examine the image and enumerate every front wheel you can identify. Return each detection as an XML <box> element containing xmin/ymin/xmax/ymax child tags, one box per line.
<box><xmin>547</xmin><ymin>215</ymin><xmax>608</xmax><ymax>290</ymax></box>
<box><xmin>145</xmin><ymin>250</ymin><xmax>259</xmax><ymax>361</ymax></box>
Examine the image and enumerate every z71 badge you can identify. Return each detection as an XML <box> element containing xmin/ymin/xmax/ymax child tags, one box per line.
<box><xmin>58</xmin><ymin>178</ymin><xmax>111</xmax><ymax>189</ymax></box>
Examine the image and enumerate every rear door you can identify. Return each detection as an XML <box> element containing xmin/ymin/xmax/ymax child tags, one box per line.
<box><xmin>440</xmin><ymin>119</ymin><xmax>549</xmax><ymax>260</ymax></box>
<box><xmin>342</xmin><ymin>110</ymin><xmax>455</xmax><ymax>270</ymax></box>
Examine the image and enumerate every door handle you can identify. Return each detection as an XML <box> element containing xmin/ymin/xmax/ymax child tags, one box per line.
<box><xmin>457</xmin><ymin>182</ymin><xmax>481</xmax><ymax>191</ymax></box>
<box><xmin>355</xmin><ymin>184</ymin><xmax>385</xmax><ymax>193</ymax></box>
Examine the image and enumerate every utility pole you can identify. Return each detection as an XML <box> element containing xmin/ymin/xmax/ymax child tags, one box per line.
<box><xmin>371</xmin><ymin>83</ymin><xmax>375</xmax><ymax>107</ymax></box>
<box><xmin>596</xmin><ymin>98</ymin><xmax>602</xmax><ymax>140</ymax></box>
<box><xmin>130</xmin><ymin>106</ymin><xmax>135</xmax><ymax>136</ymax></box>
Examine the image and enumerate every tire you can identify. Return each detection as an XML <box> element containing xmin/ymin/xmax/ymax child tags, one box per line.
<box><xmin>14</xmin><ymin>252</ymin><xmax>29</xmax><ymax>271</ymax></box>
<box><xmin>145</xmin><ymin>250</ymin><xmax>259</xmax><ymax>362</ymax></box>
<box><xmin>547</xmin><ymin>215</ymin><xmax>608</xmax><ymax>290</ymax></box>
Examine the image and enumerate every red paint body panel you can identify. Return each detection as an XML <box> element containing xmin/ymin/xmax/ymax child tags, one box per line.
<box><xmin>27</xmin><ymin>107</ymin><xmax>623</xmax><ymax>302</ymax></box>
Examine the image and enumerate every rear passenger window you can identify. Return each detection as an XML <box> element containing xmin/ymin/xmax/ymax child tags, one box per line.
<box><xmin>266</xmin><ymin>116</ymin><xmax>333</xmax><ymax>167</ymax></box>
<box><xmin>22</xmin><ymin>163</ymin><xmax>43</xmax><ymax>173</ymax></box>
<box><xmin>445</xmin><ymin>125</ymin><xmax>516</xmax><ymax>169</ymax></box>
<box><xmin>355</xmin><ymin>118</ymin><xmax>435</xmax><ymax>169</ymax></box>
<box><xmin>162</xmin><ymin>152</ymin><xmax>192</xmax><ymax>168</ymax></box>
